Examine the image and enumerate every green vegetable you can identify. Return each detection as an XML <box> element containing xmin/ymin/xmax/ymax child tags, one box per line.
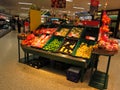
<box><xmin>43</xmin><ymin>39</ymin><xmax>62</xmax><ymax>52</ymax></box>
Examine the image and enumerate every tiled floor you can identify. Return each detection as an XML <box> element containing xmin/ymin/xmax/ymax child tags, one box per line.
<box><xmin>0</xmin><ymin>31</ymin><xmax>120</xmax><ymax>90</ymax></box>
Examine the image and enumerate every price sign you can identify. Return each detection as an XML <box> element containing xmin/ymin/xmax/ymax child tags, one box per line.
<box><xmin>51</xmin><ymin>0</ymin><xmax>66</xmax><ymax>8</ymax></box>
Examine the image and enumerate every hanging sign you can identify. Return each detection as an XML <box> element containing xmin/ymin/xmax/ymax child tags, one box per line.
<box><xmin>24</xmin><ymin>21</ymin><xmax>29</xmax><ymax>33</ymax></box>
<box><xmin>90</xmin><ymin>0</ymin><xmax>99</xmax><ymax>15</ymax></box>
<box><xmin>51</xmin><ymin>0</ymin><xmax>66</xmax><ymax>8</ymax></box>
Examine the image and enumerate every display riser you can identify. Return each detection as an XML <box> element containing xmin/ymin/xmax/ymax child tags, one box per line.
<box><xmin>89</xmin><ymin>70</ymin><xmax>108</xmax><ymax>90</ymax></box>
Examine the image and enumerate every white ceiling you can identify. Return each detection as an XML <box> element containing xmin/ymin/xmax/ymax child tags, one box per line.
<box><xmin>0</xmin><ymin>0</ymin><xmax>120</xmax><ymax>17</ymax></box>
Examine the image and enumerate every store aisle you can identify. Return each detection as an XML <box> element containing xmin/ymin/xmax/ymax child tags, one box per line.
<box><xmin>0</xmin><ymin>31</ymin><xmax>120</xmax><ymax>90</ymax></box>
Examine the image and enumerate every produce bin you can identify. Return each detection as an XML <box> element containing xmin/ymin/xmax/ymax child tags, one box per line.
<box><xmin>67</xmin><ymin>27</ymin><xmax>84</xmax><ymax>39</ymax></box>
<box><xmin>43</xmin><ymin>36</ymin><xmax>64</xmax><ymax>52</ymax></box>
<box><xmin>31</xmin><ymin>34</ymin><xmax>52</xmax><ymax>49</ymax></box>
<box><xmin>58</xmin><ymin>38</ymin><xmax>78</xmax><ymax>55</ymax></box>
<box><xmin>81</xmin><ymin>26</ymin><xmax>99</xmax><ymax>41</ymax></box>
<box><xmin>54</xmin><ymin>27</ymin><xmax>70</xmax><ymax>37</ymax></box>
<box><xmin>72</xmin><ymin>39</ymin><xmax>95</xmax><ymax>59</ymax></box>
<box><xmin>36</xmin><ymin>28</ymin><xmax>57</xmax><ymax>35</ymax></box>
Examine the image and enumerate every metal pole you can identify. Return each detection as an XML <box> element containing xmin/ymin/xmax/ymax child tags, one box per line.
<box><xmin>18</xmin><ymin>38</ymin><xmax>20</xmax><ymax>62</ymax></box>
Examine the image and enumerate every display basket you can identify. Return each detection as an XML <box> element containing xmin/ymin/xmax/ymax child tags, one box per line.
<box><xmin>54</xmin><ymin>27</ymin><xmax>70</xmax><ymax>37</ymax></box>
<box><xmin>31</xmin><ymin>34</ymin><xmax>52</xmax><ymax>49</ymax></box>
<box><xmin>72</xmin><ymin>39</ymin><xmax>96</xmax><ymax>59</ymax></box>
<box><xmin>67</xmin><ymin>27</ymin><xmax>84</xmax><ymax>39</ymax></box>
<box><xmin>42</xmin><ymin>35</ymin><xmax>64</xmax><ymax>52</ymax></box>
<box><xmin>81</xmin><ymin>26</ymin><xmax>99</xmax><ymax>41</ymax></box>
<box><xmin>58</xmin><ymin>38</ymin><xmax>78</xmax><ymax>55</ymax></box>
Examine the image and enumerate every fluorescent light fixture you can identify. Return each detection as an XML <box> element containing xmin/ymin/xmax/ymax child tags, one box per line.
<box><xmin>88</xmin><ymin>3</ymin><xmax>102</xmax><ymax>7</ymax></box>
<box><xmin>66</xmin><ymin>0</ymin><xmax>73</xmax><ymax>2</ymax></box>
<box><xmin>21</xmin><ymin>7</ymin><xmax>30</xmax><ymax>10</ymax></box>
<box><xmin>20</xmin><ymin>13</ymin><xmax>29</xmax><ymax>17</ymax></box>
<box><xmin>98</xmin><ymin>4</ymin><xmax>102</xmax><ymax>7</ymax></box>
<box><xmin>18</xmin><ymin>2</ymin><xmax>33</xmax><ymax>5</ymax></box>
<box><xmin>73</xmin><ymin>6</ymin><xmax>84</xmax><ymax>10</ymax></box>
<box><xmin>59</xmin><ymin>10</ymin><xmax>67</xmax><ymax>13</ymax></box>
<box><xmin>41</xmin><ymin>9</ymin><xmax>49</xmax><ymax>11</ymax></box>
<box><xmin>88</xmin><ymin>3</ymin><xmax>90</xmax><ymax>5</ymax></box>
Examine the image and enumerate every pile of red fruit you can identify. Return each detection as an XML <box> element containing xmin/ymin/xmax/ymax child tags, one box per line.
<box><xmin>31</xmin><ymin>34</ymin><xmax>51</xmax><ymax>48</ymax></box>
<box><xmin>98</xmin><ymin>11</ymin><xmax>119</xmax><ymax>51</ymax></box>
<box><xmin>33</xmin><ymin>28</ymin><xmax>57</xmax><ymax>35</ymax></box>
<box><xmin>98</xmin><ymin>39</ymin><xmax>118</xmax><ymax>51</ymax></box>
<box><xmin>21</xmin><ymin>34</ymin><xmax>51</xmax><ymax>48</ymax></box>
<box><xmin>21</xmin><ymin>34</ymin><xmax>35</xmax><ymax>46</ymax></box>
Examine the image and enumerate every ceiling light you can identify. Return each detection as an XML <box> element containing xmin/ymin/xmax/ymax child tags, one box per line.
<box><xmin>59</xmin><ymin>10</ymin><xmax>67</xmax><ymax>13</ymax></box>
<box><xmin>20</xmin><ymin>13</ymin><xmax>29</xmax><ymax>17</ymax></box>
<box><xmin>73</xmin><ymin>6</ymin><xmax>85</xmax><ymax>10</ymax></box>
<box><xmin>98</xmin><ymin>4</ymin><xmax>102</xmax><ymax>7</ymax></box>
<box><xmin>18</xmin><ymin>2</ymin><xmax>33</xmax><ymax>5</ymax></box>
<box><xmin>21</xmin><ymin>7</ymin><xmax>30</xmax><ymax>10</ymax></box>
<box><xmin>88</xmin><ymin>3</ymin><xmax>90</xmax><ymax>5</ymax></box>
<box><xmin>66</xmin><ymin>0</ymin><xmax>73</xmax><ymax>2</ymax></box>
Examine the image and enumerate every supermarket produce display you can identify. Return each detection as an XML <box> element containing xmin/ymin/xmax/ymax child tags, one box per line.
<box><xmin>19</xmin><ymin>24</ymin><xmax>100</xmax><ymax>82</ymax></box>
<box><xmin>18</xmin><ymin>23</ymin><xmax>119</xmax><ymax>89</ymax></box>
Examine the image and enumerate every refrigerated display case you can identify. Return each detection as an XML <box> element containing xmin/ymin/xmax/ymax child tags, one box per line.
<box><xmin>0</xmin><ymin>18</ymin><xmax>11</xmax><ymax>38</ymax></box>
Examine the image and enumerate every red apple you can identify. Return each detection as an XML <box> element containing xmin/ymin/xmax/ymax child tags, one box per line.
<box><xmin>106</xmin><ymin>44</ymin><xmax>113</xmax><ymax>51</ymax></box>
<box><xmin>112</xmin><ymin>44</ymin><xmax>119</xmax><ymax>51</ymax></box>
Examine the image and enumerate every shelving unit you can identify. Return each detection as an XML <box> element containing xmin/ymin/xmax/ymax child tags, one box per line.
<box><xmin>89</xmin><ymin>49</ymin><xmax>117</xmax><ymax>89</ymax></box>
<box><xmin>0</xmin><ymin>18</ymin><xmax>11</xmax><ymax>38</ymax></box>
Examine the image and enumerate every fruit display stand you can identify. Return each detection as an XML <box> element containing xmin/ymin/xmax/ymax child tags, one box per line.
<box><xmin>17</xmin><ymin>25</ymin><xmax>100</xmax><ymax>83</ymax></box>
<box><xmin>89</xmin><ymin>48</ymin><xmax>118</xmax><ymax>89</ymax></box>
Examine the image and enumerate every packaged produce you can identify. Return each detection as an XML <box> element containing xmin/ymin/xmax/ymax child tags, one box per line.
<box><xmin>21</xmin><ymin>34</ymin><xmax>35</xmax><ymax>46</ymax></box>
<box><xmin>67</xmin><ymin>27</ymin><xmax>83</xmax><ymax>38</ymax></box>
<box><xmin>54</xmin><ymin>28</ymin><xmax>69</xmax><ymax>37</ymax></box>
<box><xmin>21</xmin><ymin>34</ymin><xmax>51</xmax><ymax>48</ymax></box>
<box><xmin>31</xmin><ymin>34</ymin><xmax>51</xmax><ymax>48</ymax></box>
<box><xmin>33</xmin><ymin>28</ymin><xmax>57</xmax><ymax>35</ymax></box>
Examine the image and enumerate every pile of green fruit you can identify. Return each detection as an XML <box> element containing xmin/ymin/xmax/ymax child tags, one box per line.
<box><xmin>43</xmin><ymin>39</ymin><xmax>62</xmax><ymax>52</ymax></box>
<box><xmin>75</xmin><ymin>43</ymin><xmax>93</xmax><ymax>59</ymax></box>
